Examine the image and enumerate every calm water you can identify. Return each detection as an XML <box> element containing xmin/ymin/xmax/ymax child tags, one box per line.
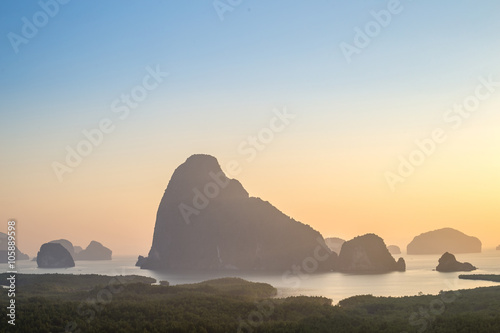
<box><xmin>3</xmin><ymin>251</ymin><xmax>499</xmax><ymax>304</ymax></box>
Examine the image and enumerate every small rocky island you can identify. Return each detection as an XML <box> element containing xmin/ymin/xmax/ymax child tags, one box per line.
<box><xmin>337</xmin><ymin>234</ymin><xmax>405</xmax><ymax>273</ymax></box>
<box><xmin>50</xmin><ymin>239</ymin><xmax>76</xmax><ymax>257</ymax></box>
<box><xmin>497</xmin><ymin>245</ymin><xmax>500</xmax><ymax>251</ymax></box>
<box><xmin>0</xmin><ymin>232</ymin><xmax>30</xmax><ymax>262</ymax></box>
<box><xmin>37</xmin><ymin>243</ymin><xmax>75</xmax><ymax>268</ymax></box>
<box><xmin>387</xmin><ymin>245</ymin><xmax>401</xmax><ymax>255</ymax></box>
<box><xmin>324</xmin><ymin>237</ymin><xmax>345</xmax><ymax>255</ymax></box>
<box><xmin>436</xmin><ymin>252</ymin><xmax>476</xmax><ymax>272</ymax></box>
<box><xmin>75</xmin><ymin>241</ymin><xmax>112</xmax><ymax>260</ymax></box>
<box><xmin>47</xmin><ymin>239</ymin><xmax>112</xmax><ymax>260</ymax></box>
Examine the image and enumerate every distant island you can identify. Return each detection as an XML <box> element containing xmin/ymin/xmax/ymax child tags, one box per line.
<box><xmin>497</xmin><ymin>245</ymin><xmax>500</xmax><ymax>251</ymax></box>
<box><xmin>407</xmin><ymin>228</ymin><xmax>481</xmax><ymax>254</ymax></box>
<box><xmin>387</xmin><ymin>245</ymin><xmax>401</xmax><ymax>255</ymax></box>
<box><xmin>37</xmin><ymin>243</ymin><xmax>75</xmax><ymax>268</ymax></box>
<box><xmin>459</xmin><ymin>274</ymin><xmax>500</xmax><ymax>283</ymax></box>
<box><xmin>0</xmin><ymin>231</ymin><xmax>29</xmax><ymax>262</ymax></box>
<box><xmin>49</xmin><ymin>239</ymin><xmax>76</xmax><ymax>257</ymax></box>
<box><xmin>435</xmin><ymin>252</ymin><xmax>476</xmax><ymax>272</ymax></box>
<box><xmin>48</xmin><ymin>239</ymin><xmax>112</xmax><ymax>260</ymax></box>
<box><xmin>324</xmin><ymin>237</ymin><xmax>345</xmax><ymax>255</ymax></box>
<box><xmin>76</xmin><ymin>241</ymin><xmax>112</xmax><ymax>260</ymax></box>
<box><xmin>337</xmin><ymin>234</ymin><xmax>405</xmax><ymax>273</ymax></box>
<box><xmin>137</xmin><ymin>154</ymin><xmax>337</xmax><ymax>271</ymax></box>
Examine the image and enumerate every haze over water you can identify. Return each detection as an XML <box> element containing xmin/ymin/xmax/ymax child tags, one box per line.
<box><xmin>6</xmin><ymin>251</ymin><xmax>499</xmax><ymax>304</ymax></box>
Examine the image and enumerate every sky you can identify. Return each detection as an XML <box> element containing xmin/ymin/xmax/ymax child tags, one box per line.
<box><xmin>1</xmin><ymin>0</ymin><xmax>500</xmax><ymax>256</ymax></box>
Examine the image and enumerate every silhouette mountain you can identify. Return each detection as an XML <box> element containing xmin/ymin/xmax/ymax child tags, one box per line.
<box><xmin>37</xmin><ymin>243</ymin><xmax>75</xmax><ymax>268</ymax></box>
<box><xmin>46</xmin><ymin>239</ymin><xmax>112</xmax><ymax>260</ymax></box>
<box><xmin>75</xmin><ymin>241</ymin><xmax>112</xmax><ymax>260</ymax></box>
<box><xmin>137</xmin><ymin>154</ymin><xmax>336</xmax><ymax>271</ymax></box>
<box><xmin>337</xmin><ymin>234</ymin><xmax>406</xmax><ymax>273</ymax></box>
<box><xmin>387</xmin><ymin>245</ymin><xmax>401</xmax><ymax>255</ymax></box>
<box><xmin>0</xmin><ymin>232</ymin><xmax>29</xmax><ymax>262</ymax></box>
<box><xmin>407</xmin><ymin>228</ymin><xmax>481</xmax><ymax>255</ymax></box>
<box><xmin>436</xmin><ymin>252</ymin><xmax>476</xmax><ymax>272</ymax></box>
<box><xmin>49</xmin><ymin>239</ymin><xmax>75</xmax><ymax>257</ymax></box>
<box><xmin>324</xmin><ymin>237</ymin><xmax>345</xmax><ymax>255</ymax></box>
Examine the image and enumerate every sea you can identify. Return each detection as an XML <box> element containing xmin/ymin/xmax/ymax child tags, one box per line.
<box><xmin>3</xmin><ymin>250</ymin><xmax>499</xmax><ymax>304</ymax></box>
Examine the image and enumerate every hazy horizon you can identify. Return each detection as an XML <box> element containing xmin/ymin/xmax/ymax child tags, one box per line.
<box><xmin>2</xmin><ymin>1</ymin><xmax>500</xmax><ymax>257</ymax></box>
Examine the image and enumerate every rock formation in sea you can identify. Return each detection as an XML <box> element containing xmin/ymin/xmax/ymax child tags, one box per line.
<box><xmin>407</xmin><ymin>228</ymin><xmax>481</xmax><ymax>255</ymax></box>
<box><xmin>396</xmin><ymin>257</ymin><xmax>406</xmax><ymax>271</ymax></box>
<box><xmin>37</xmin><ymin>243</ymin><xmax>75</xmax><ymax>268</ymax></box>
<box><xmin>387</xmin><ymin>245</ymin><xmax>401</xmax><ymax>255</ymax></box>
<box><xmin>337</xmin><ymin>234</ymin><xmax>406</xmax><ymax>273</ymax></box>
<box><xmin>324</xmin><ymin>237</ymin><xmax>345</xmax><ymax>255</ymax></box>
<box><xmin>0</xmin><ymin>232</ymin><xmax>29</xmax><ymax>262</ymax></box>
<box><xmin>49</xmin><ymin>239</ymin><xmax>75</xmax><ymax>257</ymax></box>
<box><xmin>74</xmin><ymin>246</ymin><xmax>83</xmax><ymax>254</ymax></box>
<box><xmin>137</xmin><ymin>154</ymin><xmax>337</xmax><ymax>271</ymax></box>
<box><xmin>435</xmin><ymin>252</ymin><xmax>476</xmax><ymax>272</ymax></box>
<box><xmin>496</xmin><ymin>245</ymin><xmax>500</xmax><ymax>251</ymax></box>
<box><xmin>75</xmin><ymin>241</ymin><xmax>112</xmax><ymax>260</ymax></box>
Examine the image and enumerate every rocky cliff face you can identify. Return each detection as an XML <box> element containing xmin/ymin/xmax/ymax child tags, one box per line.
<box><xmin>37</xmin><ymin>243</ymin><xmax>75</xmax><ymax>268</ymax></box>
<box><xmin>75</xmin><ymin>241</ymin><xmax>112</xmax><ymax>260</ymax></box>
<box><xmin>0</xmin><ymin>232</ymin><xmax>29</xmax><ymax>262</ymax></box>
<box><xmin>337</xmin><ymin>234</ymin><xmax>405</xmax><ymax>273</ymax></box>
<box><xmin>407</xmin><ymin>228</ymin><xmax>482</xmax><ymax>255</ymax></box>
<box><xmin>138</xmin><ymin>154</ymin><xmax>336</xmax><ymax>271</ymax></box>
<box><xmin>436</xmin><ymin>252</ymin><xmax>476</xmax><ymax>272</ymax></box>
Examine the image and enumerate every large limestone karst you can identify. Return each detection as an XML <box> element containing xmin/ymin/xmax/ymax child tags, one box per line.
<box><xmin>37</xmin><ymin>243</ymin><xmax>75</xmax><ymax>268</ymax></box>
<box><xmin>407</xmin><ymin>228</ymin><xmax>481</xmax><ymax>255</ymax></box>
<box><xmin>137</xmin><ymin>154</ymin><xmax>337</xmax><ymax>271</ymax></box>
<box><xmin>337</xmin><ymin>234</ymin><xmax>406</xmax><ymax>273</ymax></box>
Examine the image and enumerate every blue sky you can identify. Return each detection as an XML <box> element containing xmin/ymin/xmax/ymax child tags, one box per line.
<box><xmin>2</xmin><ymin>1</ymin><xmax>499</xmax><ymax>130</ymax></box>
<box><xmin>1</xmin><ymin>1</ymin><xmax>500</xmax><ymax>254</ymax></box>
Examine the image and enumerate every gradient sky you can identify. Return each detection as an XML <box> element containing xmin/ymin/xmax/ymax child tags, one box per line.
<box><xmin>1</xmin><ymin>1</ymin><xmax>500</xmax><ymax>256</ymax></box>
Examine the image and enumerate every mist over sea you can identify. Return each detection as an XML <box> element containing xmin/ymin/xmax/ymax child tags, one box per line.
<box><xmin>5</xmin><ymin>250</ymin><xmax>499</xmax><ymax>304</ymax></box>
